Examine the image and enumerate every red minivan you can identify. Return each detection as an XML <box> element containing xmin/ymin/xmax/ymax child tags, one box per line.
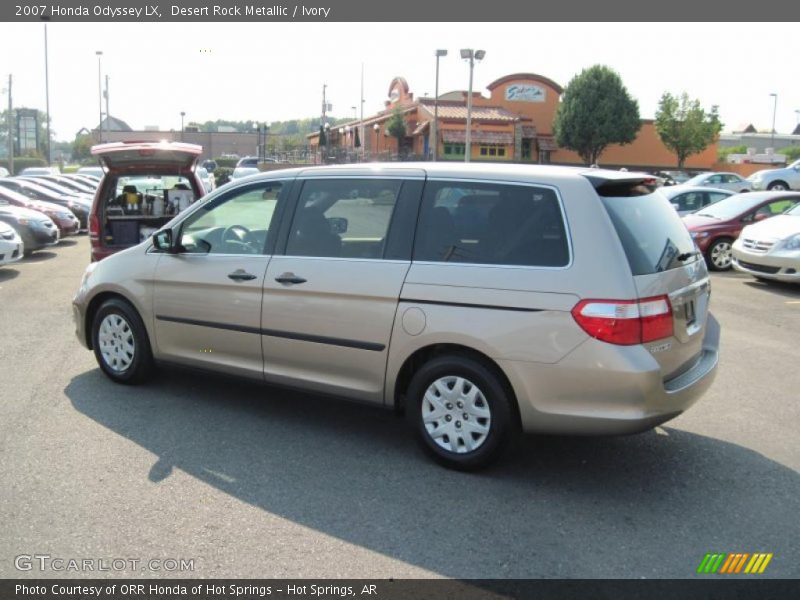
<box><xmin>89</xmin><ymin>141</ymin><xmax>206</xmax><ymax>261</ymax></box>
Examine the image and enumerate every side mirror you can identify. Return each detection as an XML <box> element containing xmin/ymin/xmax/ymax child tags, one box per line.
<box><xmin>328</xmin><ymin>217</ymin><xmax>348</xmax><ymax>234</ymax></box>
<box><xmin>671</xmin><ymin>203</ymin><xmax>680</xmax><ymax>211</ymax></box>
<box><xmin>152</xmin><ymin>228</ymin><xmax>175</xmax><ymax>252</ymax></box>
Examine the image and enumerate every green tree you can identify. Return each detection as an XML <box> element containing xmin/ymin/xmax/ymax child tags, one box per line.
<box><xmin>655</xmin><ymin>92</ymin><xmax>722</xmax><ymax>169</ymax></box>
<box><xmin>71</xmin><ymin>132</ymin><xmax>94</xmax><ymax>162</ymax></box>
<box><xmin>386</xmin><ymin>108</ymin><xmax>407</xmax><ymax>155</ymax></box>
<box><xmin>554</xmin><ymin>65</ymin><xmax>641</xmax><ymax>165</ymax></box>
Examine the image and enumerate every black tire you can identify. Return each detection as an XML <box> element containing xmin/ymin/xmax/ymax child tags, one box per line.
<box><xmin>406</xmin><ymin>354</ymin><xmax>515</xmax><ymax>470</ymax></box>
<box><xmin>767</xmin><ymin>181</ymin><xmax>788</xmax><ymax>191</ymax></box>
<box><xmin>91</xmin><ymin>298</ymin><xmax>154</xmax><ymax>384</ymax></box>
<box><xmin>705</xmin><ymin>237</ymin><xmax>733</xmax><ymax>271</ymax></box>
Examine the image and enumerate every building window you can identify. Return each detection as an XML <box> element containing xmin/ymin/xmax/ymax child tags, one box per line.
<box><xmin>444</xmin><ymin>144</ymin><xmax>465</xmax><ymax>156</ymax></box>
<box><xmin>478</xmin><ymin>145</ymin><xmax>507</xmax><ymax>159</ymax></box>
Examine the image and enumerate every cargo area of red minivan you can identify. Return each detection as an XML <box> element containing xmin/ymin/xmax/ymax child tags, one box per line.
<box><xmin>89</xmin><ymin>141</ymin><xmax>205</xmax><ymax>261</ymax></box>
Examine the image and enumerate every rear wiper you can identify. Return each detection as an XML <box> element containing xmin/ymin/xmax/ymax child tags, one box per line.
<box><xmin>695</xmin><ymin>213</ymin><xmax>720</xmax><ymax>219</ymax></box>
<box><xmin>677</xmin><ymin>250</ymin><xmax>700</xmax><ymax>261</ymax></box>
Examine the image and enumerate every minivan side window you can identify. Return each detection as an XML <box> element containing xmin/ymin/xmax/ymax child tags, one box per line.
<box><xmin>179</xmin><ymin>182</ymin><xmax>284</xmax><ymax>255</ymax></box>
<box><xmin>414</xmin><ymin>181</ymin><xmax>569</xmax><ymax>267</ymax></box>
<box><xmin>286</xmin><ymin>179</ymin><xmax>402</xmax><ymax>259</ymax></box>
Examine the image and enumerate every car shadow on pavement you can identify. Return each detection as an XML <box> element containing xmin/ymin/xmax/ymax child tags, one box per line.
<box><xmin>65</xmin><ymin>369</ymin><xmax>800</xmax><ymax>579</ymax></box>
<box><xmin>743</xmin><ymin>279</ymin><xmax>800</xmax><ymax>299</ymax></box>
<box><xmin>58</xmin><ymin>239</ymin><xmax>79</xmax><ymax>247</ymax></box>
<box><xmin>21</xmin><ymin>251</ymin><xmax>57</xmax><ymax>263</ymax></box>
<box><xmin>0</xmin><ymin>268</ymin><xmax>19</xmax><ymax>282</ymax></box>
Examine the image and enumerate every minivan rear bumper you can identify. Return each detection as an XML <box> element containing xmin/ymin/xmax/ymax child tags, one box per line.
<box><xmin>501</xmin><ymin>314</ymin><xmax>720</xmax><ymax>435</ymax></box>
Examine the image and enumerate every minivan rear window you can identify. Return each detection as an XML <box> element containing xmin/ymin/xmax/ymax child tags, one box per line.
<box><xmin>414</xmin><ymin>181</ymin><xmax>569</xmax><ymax>267</ymax></box>
<box><xmin>601</xmin><ymin>190</ymin><xmax>698</xmax><ymax>275</ymax></box>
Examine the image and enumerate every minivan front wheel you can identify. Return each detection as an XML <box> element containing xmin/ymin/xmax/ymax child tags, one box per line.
<box><xmin>407</xmin><ymin>355</ymin><xmax>514</xmax><ymax>470</ymax></box>
<box><xmin>707</xmin><ymin>238</ymin><xmax>733</xmax><ymax>271</ymax></box>
<box><xmin>91</xmin><ymin>298</ymin><xmax>153</xmax><ymax>384</ymax></box>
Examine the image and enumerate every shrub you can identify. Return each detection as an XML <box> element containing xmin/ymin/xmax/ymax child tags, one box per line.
<box><xmin>214</xmin><ymin>157</ymin><xmax>239</xmax><ymax>169</ymax></box>
<box><xmin>214</xmin><ymin>167</ymin><xmax>233</xmax><ymax>186</ymax></box>
<box><xmin>0</xmin><ymin>157</ymin><xmax>48</xmax><ymax>175</ymax></box>
<box><xmin>781</xmin><ymin>145</ymin><xmax>800</xmax><ymax>162</ymax></box>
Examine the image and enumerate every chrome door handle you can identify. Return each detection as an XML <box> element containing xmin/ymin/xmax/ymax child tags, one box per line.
<box><xmin>228</xmin><ymin>270</ymin><xmax>257</xmax><ymax>281</ymax></box>
<box><xmin>275</xmin><ymin>272</ymin><xmax>307</xmax><ymax>285</ymax></box>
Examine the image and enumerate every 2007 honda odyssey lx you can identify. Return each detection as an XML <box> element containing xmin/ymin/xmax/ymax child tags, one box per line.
<box><xmin>73</xmin><ymin>163</ymin><xmax>720</xmax><ymax>469</ymax></box>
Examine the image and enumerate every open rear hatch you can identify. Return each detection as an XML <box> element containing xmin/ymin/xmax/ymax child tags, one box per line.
<box><xmin>91</xmin><ymin>142</ymin><xmax>202</xmax><ymax>173</ymax></box>
<box><xmin>590</xmin><ymin>174</ymin><xmax>710</xmax><ymax>380</ymax></box>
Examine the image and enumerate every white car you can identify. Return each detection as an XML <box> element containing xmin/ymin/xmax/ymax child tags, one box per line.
<box><xmin>747</xmin><ymin>159</ymin><xmax>800</xmax><ymax>192</ymax></box>
<box><xmin>197</xmin><ymin>167</ymin><xmax>216</xmax><ymax>193</ymax></box>
<box><xmin>0</xmin><ymin>221</ymin><xmax>24</xmax><ymax>266</ymax></box>
<box><xmin>732</xmin><ymin>202</ymin><xmax>800</xmax><ymax>282</ymax></box>
<box><xmin>682</xmin><ymin>172</ymin><xmax>752</xmax><ymax>193</ymax></box>
<box><xmin>229</xmin><ymin>166</ymin><xmax>260</xmax><ymax>181</ymax></box>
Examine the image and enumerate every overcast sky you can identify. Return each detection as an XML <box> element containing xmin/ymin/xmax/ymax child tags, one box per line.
<box><xmin>1</xmin><ymin>22</ymin><xmax>797</xmax><ymax>141</ymax></box>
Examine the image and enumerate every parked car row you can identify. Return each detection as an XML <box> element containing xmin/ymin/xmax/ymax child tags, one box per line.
<box><xmin>678</xmin><ymin>190</ymin><xmax>800</xmax><ymax>279</ymax></box>
<box><xmin>0</xmin><ymin>168</ymin><xmax>102</xmax><ymax>258</ymax></box>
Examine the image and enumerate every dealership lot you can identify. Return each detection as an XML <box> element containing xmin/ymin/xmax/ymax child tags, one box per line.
<box><xmin>0</xmin><ymin>237</ymin><xmax>798</xmax><ymax>579</ymax></box>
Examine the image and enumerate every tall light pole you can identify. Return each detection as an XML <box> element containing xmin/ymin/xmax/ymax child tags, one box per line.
<box><xmin>432</xmin><ymin>49</ymin><xmax>447</xmax><ymax>161</ymax></box>
<box><xmin>5</xmin><ymin>75</ymin><xmax>12</xmax><ymax>174</ymax></box>
<box><xmin>95</xmin><ymin>51</ymin><xmax>103</xmax><ymax>142</ymax></box>
<box><xmin>104</xmin><ymin>75</ymin><xmax>110</xmax><ymax>140</ymax></box>
<box><xmin>44</xmin><ymin>24</ymin><xmax>51</xmax><ymax>165</ymax></box>
<box><xmin>769</xmin><ymin>93</ymin><xmax>777</xmax><ymax>150</ymax></box>
<box><xmin>374</xmin><ymin>123</ymin><xmax>380</xmax><ymax>159</ymax></box>
<box><xmin>180</xmin><ymin>111</ymin><xmax>186</xmax><ymax>141</ymax></box>
<box><xmin>460</xmin><ymin>49</ymin><xmax>485</xmax><ymax>163</ymax></box>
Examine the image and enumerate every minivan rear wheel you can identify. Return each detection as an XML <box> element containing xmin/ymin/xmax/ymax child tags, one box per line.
<box><xmin>91</xmin><ymin>298</ymin><xmax>154</xmax><ymax>384</ymax></box>
<box><xmin>407</xmin><ymin>355</ymin><xmax>513</xmax><ymax>470</ymax></box>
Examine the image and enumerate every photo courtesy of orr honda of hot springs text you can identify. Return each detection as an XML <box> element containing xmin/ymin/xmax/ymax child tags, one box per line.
<box><xmin>73</xmin><ymin>155</ymin><xmax>719</xmax><ymax>470</ymax></box>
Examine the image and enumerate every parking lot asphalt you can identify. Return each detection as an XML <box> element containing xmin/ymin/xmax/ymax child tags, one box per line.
<box><xmin>0</xmin><ymin>237</ymin><xmax>798</xmax><ymax>580</ymax></box>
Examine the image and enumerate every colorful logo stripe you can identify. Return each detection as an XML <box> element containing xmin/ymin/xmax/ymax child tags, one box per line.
<box><xmin>697</xmin><ymin>553</ymin><xmax>773</xmax><ymax>574</ymax></box>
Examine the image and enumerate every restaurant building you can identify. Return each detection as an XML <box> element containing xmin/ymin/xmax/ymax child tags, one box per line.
<box><xmin>309</xmin><ymin>73</ymin><xmax>718</xmax><ymax>170</ymax></box>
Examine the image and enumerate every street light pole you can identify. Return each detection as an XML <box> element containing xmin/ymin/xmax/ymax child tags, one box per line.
<box><xmin>104</xmin><ymin>74</ymin><xmax>110</xmax><ymax>142</ymax></box>
<box><xmin>460</xmin><ymin>49</ymin><xmax>485</xmax><ymax>163</ymax></box>
<box><xmin>433</xmin><ymin>49</ymin><xmax>447</xmax><ymax>162</ymax></box>
<box><xmin>180</xmin><ymin>111</ymin><xmax>185</xmax><ymax>141</ymax></box>
<box><xmin>6</xmin><ymin>74</ymin><xmax>13</xmax><ymax>174</ymax></box>
<box><xmin>95</xmin><ymin>51</ymin><xmax>103</xmax><ymax>142</ymax></box>
<box><xmin>770</xmin><ymin>93</ymin><xmax>777</xmax><ymax>150</ymax></box>
<box><xmin>44</xmin><ymin>24</ymin><xmax>51</xmax><ymax>166</ymax></box>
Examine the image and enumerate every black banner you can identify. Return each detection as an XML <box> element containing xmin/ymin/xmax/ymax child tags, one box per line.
<box><xmin>3</xmin><ymin>579</ymin><xmax>800</xmax><ymax>600</ymax></box>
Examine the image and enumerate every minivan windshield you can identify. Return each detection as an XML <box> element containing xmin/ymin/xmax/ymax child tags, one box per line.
<box><xmin>601</xmin><ymin>190</ymin><xmax>698</xmax><ymax>275</ymax></box>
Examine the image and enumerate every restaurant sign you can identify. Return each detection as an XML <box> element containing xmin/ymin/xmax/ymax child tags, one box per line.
<box><xmin>505</xmin><ymin>84</ymin><xmax>545</xmax><ymax>103</ymax></box>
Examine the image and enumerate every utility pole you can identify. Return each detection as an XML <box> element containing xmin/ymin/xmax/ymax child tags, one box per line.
<box><xmin>7</xmin><ymin>74</ymin><xmax>13</xmax><ymax>174</ymax></box>
<box><xmin>104</xmin><ymin>75</ymin><xmax>110</xmax><ymax>141</ymax></box>
<box><xmin>360</xmin><ymin>64</ymin><xmax>365</xmax><ymax>161</ymax></box>
<box><xmin>95</xmin><ymin>51</ymin><xmax>103</xmax><ymax>142</ymax></box>
<box><xmin>44</xmin><ymin>24</ymin><xmax>51</xmax><ymax>165</ymax></box>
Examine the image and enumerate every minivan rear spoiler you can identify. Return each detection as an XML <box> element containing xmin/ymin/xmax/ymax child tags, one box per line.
<box><xmin>582</xmin><ymin>172</ymin><xmax>660</xmax><ymax>197</ymax></box>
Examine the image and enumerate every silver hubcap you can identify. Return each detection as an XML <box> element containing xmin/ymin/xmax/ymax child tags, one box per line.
<box><xmin>98</xmin><ymin>314</ymin><xmax>135</xmax><ymax>373</ymax></box>
<box><xmin>422</xmin><ymin>376</ymin><xmax>491</xmax><ymax>454</ymax></box>
<box><xmin>710</xmin><ymin>242</ymin><xmax>732</xmax><ymax>269</ymax></box>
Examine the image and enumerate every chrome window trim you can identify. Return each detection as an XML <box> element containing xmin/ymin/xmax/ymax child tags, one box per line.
<box><xmin>418</xmin><ymin>177</ymin><xmax>574</xmax><ymax>271</ymax></box>
<box><xmin>278</xmin><ymin>254</ymin><xmax>409</xmax><ymax>265</ymax></box>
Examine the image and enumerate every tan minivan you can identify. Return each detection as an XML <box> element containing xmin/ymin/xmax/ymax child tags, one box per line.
<box><xmin>73</xmin><ymin>163</ymin><xmax>720</xmax><ymax>469</ymax></box>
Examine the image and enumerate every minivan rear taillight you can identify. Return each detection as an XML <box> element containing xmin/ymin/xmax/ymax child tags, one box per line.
<box><xmin>89</xmin><ymin>214</ymin><xmax>100</xmax><ymax>241</ymax></box>
<box><xmin>571</xmin><ymin>296</ymin><xmax>673</xmax><ymax>346</ymax></box>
